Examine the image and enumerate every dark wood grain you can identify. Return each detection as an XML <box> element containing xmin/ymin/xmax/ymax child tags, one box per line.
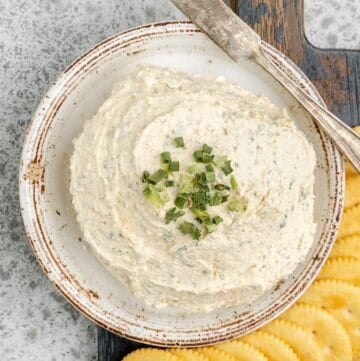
<box><xmin>98</xmin><ymin>1</ymin><xmax>360</xmax><ymax>359</ymax></box>
<box><xmin>238</xmin><ymin>0</ymin><xmax>360</xmax><ymax>126</ymax></box>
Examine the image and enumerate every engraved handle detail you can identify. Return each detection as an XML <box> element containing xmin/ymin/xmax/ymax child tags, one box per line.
<box><xmin>256</xmin><ymin>47</ymin><xmax>360</xmax><ymax>172</ymax></box>
<box><xmin>171</xmin><ymin>0</ymin><xmax>261</xmax><ymax>60</ymax></box>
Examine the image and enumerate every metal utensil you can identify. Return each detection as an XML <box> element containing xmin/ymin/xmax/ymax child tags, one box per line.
<box><xmin>171</xmin><ymin>0</ymin><xmax>360</xmax><ymax>172</ymax></box>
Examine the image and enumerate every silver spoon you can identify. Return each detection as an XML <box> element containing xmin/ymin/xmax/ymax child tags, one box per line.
<box><xmin>171</xmin><ymin>0</ymin><xmax>360</xmax><ymax>172</ymax></box>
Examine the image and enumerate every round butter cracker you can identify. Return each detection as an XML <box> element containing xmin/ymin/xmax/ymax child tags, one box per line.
<box><xmin>299</xmin><ymin>280</ymin><xmax>360</xmax><ymax>360</ymax></box>
<box><xmin>123</xmin><ymin>348</ymin><xmax>181</xmax><ymax>361</ymax></box>
<box><xmin>170</xmin><ymin>349</ymin><xmax>210</xmax><ymax>361</ymax></box>
<box><xmin>262</xmin><ymin>319</ymin><xmax>324</xmax><ymax>361</ymax></box>
<box><xmin>216</xmin><ymin>340</ymin><xmax>269</xmax><ymax>361</ymax></box>
<box><xmin>240</xmin><ymin>331</ymin><xmax>300</xmax><ymax>361</ymax></box>
<box><xmin>280</xmin><ymin>304</ymin><xmax>352</xmax><ymax>361</ymax></box>
<box><xmin>198</xmin><ymin>347</ymin><xmax>237</xmax><ymax>361</ymax></box>
<box><xmin>345</xmin><ymin>175</ymin><xmax>360</xmax><ymax>210</ymax></box>
<box><xmin>317</xmin><ymin>257</ymin><xmax>360</xmax><ymax>287</ymax></box>
<box><xmin>338</xmin><ymin>205</ymin><xmax>360</xmax><ymax>239</ymax></box>
<box><xmin>329</xmin><ymin>235</ymin><xmax>360</xmax><ymax>259</ymax></box>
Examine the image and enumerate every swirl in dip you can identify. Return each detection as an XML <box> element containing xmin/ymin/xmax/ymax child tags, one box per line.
<box><xmin>70</xmin><ymin>65</ymin><xmax>316</xmax><ymax>312</ymax></box>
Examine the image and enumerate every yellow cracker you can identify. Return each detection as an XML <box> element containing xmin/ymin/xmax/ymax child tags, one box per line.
<box><xmin>345</xmin><ymin>175</ymin><xmax>360</xmax><ymax>209</ymax></box>
<box><xmin>198</xmin><ymin>347</ymin><xmax>237</xmax><ymax>361</ymax></box>
<box><xmin>345</xmin><ymin>160</ymin><xmax>358</xmax><ymax>178</ymax></box>
<box><xmin>123</xmin><ymin>348</ymin><xmax>181</xmax><ymax>361</ymax></box>
<box><xmin>262</xmin><ymin>319</ymin><xmax>324</xmax><ymax>361</ymax></box>
<box><xmin>216</xmin><ymin>340</ymin><xmax>269</xmax><ymax>361</ymax></box>
<box><xmin>240</xmin><ymin>331</ymin><xmax>299</xmax><ymax>361</ymax></box>
<box><xmin>338</xmin><ymin>205</ymin><xmax>360</xmax><ymax>239</ymax></box>
<box><xmin>170</xmin><ymin>349</ymin><xmax>209</xmax><ymax>361</ymax></box>
<box><xmin>299</xmin><ymin>280</ymin><xmax>360</xmax><ymax>360</ymax></box>
<box><xmin>317</xmin><ymin>257</ymin><xmax>360</xmax><ymax>286</ymax></box>
<box><xmin>344</xmin><ymin>126</ymin><xmax>360</xmax><ymax>177</ymax></box>
<box><xmin>281</xmin><ymin>304</ymin><xmax>352</xmax><ymax>361</ymax></box>
<box><xmin>329</xmin><ymin>235</ymin><xmax>360</xmax><ymax>259</ymax></box>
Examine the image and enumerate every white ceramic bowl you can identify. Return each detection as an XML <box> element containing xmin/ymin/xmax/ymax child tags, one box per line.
<box><xmin>19</xmin><ymin>21</ymin><xmax>344</xmax><ymax>346</ymax></box>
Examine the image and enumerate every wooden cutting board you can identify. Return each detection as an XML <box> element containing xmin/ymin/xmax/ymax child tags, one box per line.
<box><xmin>98</xmin><ymin>1</ymin><xmax>360</xmax><ymax>360</ymax></box>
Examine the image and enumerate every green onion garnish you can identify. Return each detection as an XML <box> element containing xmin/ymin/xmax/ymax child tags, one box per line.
<box><xmin>221</xmin><ymin>160</ymin><xmax>233</xmax><ymax>175</ymax></box>
<box><xmin>209</xmin><ymin>192</ymin><xmax>226</xmax><ymax>206</ymax></box>
<box><xmin>143</xmin><ymin>185</ymin><xmax>169</xmax><ymax>208</ymax></box>
<box><xmin>227</xmin><ymin>197</ymin><xmax>247</xmax><ymax>213</ymax></box>
<box><xmin>205</xmin><ymin>172</ymin><xmax>215</xmax><ymax>183</ymax></box>
<box><xmin>174</xmin><ymin>136</ymin><xmax>185</xmax><ymax>148</ymax></box>
<box><xmin>214</xmin><ymin>183</ymin><xmax>230</xmax><ymax>191</ymax></box>
<box><xmin>178</xmin><ymin>221</ymin><xmax>201</xmax><ymax>240</ymax></box>
<box><xmin>169</xmin><ymin>161</ymin><xmax>180</xmax><ymax>172</ymax></box>
<box><xmin>191</xmin><ymin>191</ymin><xmax>209</xmax><ymax>209</ymax></box>
<box><xmin>175</xmin><ymin>194</ymin><xmax>189</xmax><ymax>209</ymax></box>
<box><xmin>193</xmin><ymin>149</ymin><xmax>214</xmax><ymax>163</ymax></box>
<box><xmin>202</xmin><ymin>144</ymin><xmax>213</xmax><ymax>154</ymax></box>
<box><xmin>213</xmin><ymin>155</ymin><xmax>228</xmax><ymax>168</ymax></box>
<box><xmin>205</xmin><ymin>164</ymin><xmax>214</xmax><ymax>172</ymax></box>
<box><xmin>165</xmin><ymin>207</ymin><xmax>185</xmax><ymax>224</ymax></box>
<box><xmin>179</xmin><ymin>174</ymin><xmax>193</xmax><ymax>193</ymax></box>
<box><xmin>141</xmin><ymin>140</ymin><xmax>246</xmax><ymax>239</ymax></box>
<box><xmin>187</xmin><ymin>163</ymin><xmax>201</xmax><ymax>174</ymax></box>
<box><xmin>213</xmin><ymin>215</ymin><xmax>223</xmax><ymax>224</ymax></box>
<box><xmin>148</xmin><ymin>169</ymin><xmax>167</xmax><ymax>184</ymax></box>
<box><xmin>142</xmin><ymin>171</ymin><xmax>150</xmax><ymax>183</ymax></box>
<box><xmin>191</xmin><ymin>207</ymin><xmax>210</xmax><ymax>222</ymax></box>
<box><xmin>230</xmin><ymin>175</ymin><xmax>238</xmax><ymax>190</ymax></box>
<box><xmin>160</xmin><ymin>151</ymin><xmax>171</xmax><ymax>164</ymax></box>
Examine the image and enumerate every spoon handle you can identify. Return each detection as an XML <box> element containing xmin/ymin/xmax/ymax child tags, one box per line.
<box><xmin>256</xmin><ymin>46</ymin><xmax>360</xmax><ymax>172</ymax></box>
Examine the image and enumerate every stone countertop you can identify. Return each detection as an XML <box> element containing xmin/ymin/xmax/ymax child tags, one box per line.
<box><xmin>0</xmin><ymin>1</ymin><xmax>358</xmax><ymax>360</ymax></box>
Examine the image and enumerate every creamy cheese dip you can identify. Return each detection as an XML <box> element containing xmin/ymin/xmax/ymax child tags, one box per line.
<box><xmin>70</xmin><ymin>65</ymin><xmax>316</xmax><ymax>312</ymax></box>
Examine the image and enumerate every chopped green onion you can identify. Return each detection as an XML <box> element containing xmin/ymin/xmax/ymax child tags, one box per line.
<box><xmin>187</xmin><ymin>163</ymin><xmax>201</xmax><ymax>174</ymax></box>
<box><xmin>175</xmin><ymin>194</ymin><xmax>189</xmax><ymax>209</ymax></box>
<box><xmin>205</xmin><ymin>172</ymin><xmax>215</xmax><ymax>183</ymax></box>
<box><xmin>230</xmin><ymin>175</ymin><xmax>238</xmax><ymax>190</ymax></box>
<box><xmin>193</xmin><ymin>150</ymin><xmax>204</xmax><ymax>162</ymax></box>
<box><xmin>213</xmin><ymin>155</ymin><xmax>228</xmax><ymax>168</ymax></box>
<box><xmin>143</xmin><ymin>185</ymin><xmax>169</xmax><ymax>208</ymax></box>
<box><xmin>174</xmin><ymin>136</ymin><xmax>185</xmax><ymax>148</ymax></box>
<box><xmin>191</xmin><ymin>191</ymin><xmax>209</xmax><ymax>209</ymax></box>
<box><xmin>214</xmin><ymin>183</ymin><xmax>230</xmax><ymax>191</ymax></box>
<box><xmin>179</xmin><ymin>174</ymin><xmax>193</xmax><ymax>193</ymax></box>
<box><xmin>142</xmin><ymin>171</ymin><xmax>150</xmax><ymax>183</ymax></box>
<box><xmin>202</xmin><ymin>144</ymin><xmax>213</xmax><ymax>154</ymax></box>
<box><xmin>160</xmin><ymin>151</ymin><xmax>171</xmax><ymax>164</ymax></box>
<box><xmin>209</xmin><ymin>192</ymin><xmax>226</xmax><ymax>206</ymax></box>
<box><xmin>193</xmin><ymin>150</ymin><xmax>214</xmax><ymax>163</ymax></box>
<box><xmin>205</xmin><ymin>215</ymin><xmax>223</xmax><ymax>233</ymax></box>
<box><xmin>213</xmin><ymin>215</ymin><xmax>223</xmax><ymax>225</ymax></box>
<box><xmin>202</xmin><ymin>153</ymin><xmax>214</xmax><ymax>163</ymax></box>
<box><xmin>165</xmin><ymin>180</ymin><xmax>175</xmax><ymax>187</ymax></box>
<box><xmin>165</xmin><ymin>207</ymin><xmax>185</xmax><ymax>224</ymax></box>
<box><xmin>227</xmin><ymin>197</ymin><xmax>247</xmax><ymax>213</ymax></box>
<box><xmin>221</xmin><ymin>160</ymin><xmax>233</xmax><ymax>175</ymax></box>
<box><xmin>148</xmin><ymin>169</ymin><xmax>167</xmax><ymax>184</ymax></box>
<box><xmin>169</xmin><ymin>161</ymin><xmax>180</xmax><ymax>172</ymax></box>
<box><xmin>205</xmin><ymin>164</ymin><xmax>214</xmax><ymax>172</ymax></box>
<box><xmin>191</xmin><ymin>207</ymin><xmax>210</xmax><ymax>222</ymax></box>
<box><xmin>194</xmin><ymin>172</ymin><xmax>207</xmax><ymax>188</ymax></box>
<box><xmin>178</xmin><ymin>221</ymin><xmax>201</xmax><ymax>240</ymax></box>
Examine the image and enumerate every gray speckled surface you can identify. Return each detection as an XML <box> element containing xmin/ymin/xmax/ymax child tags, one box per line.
<box><xmin>304</xmin><ymin>0</ymin><xmax>360</xmax><ymax>49</ymax></box>
<box><xmin>0</xmin><ymin>0</ymin><xmax>357</xmax><ymax>360</ymax></box>
<box><xmin>0</xmin><ymin>1</ymin><xmax>182</xmax><ymax>360</ymax></box>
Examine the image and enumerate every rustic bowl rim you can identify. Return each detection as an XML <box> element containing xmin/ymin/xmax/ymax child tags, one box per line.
<box><xmin>19</xmin><ymin>21</ymin><xmax>344</xmax><ymax>347</ymax></box>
